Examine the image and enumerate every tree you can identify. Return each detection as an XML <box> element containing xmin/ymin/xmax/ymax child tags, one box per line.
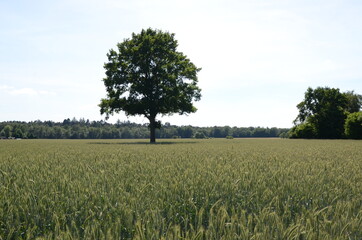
<box><xmin>177</xmin><ymin>126</ymin><xmax>193</xmax><ymax>138</ymax></box>
<box><xmin>99</xmin><ymin>28</ymin><xmax>201</xmax><ymax>143</ymax></box>
<box><xmin>14</xmin><ymin>128</ymin><xmax>24</xmax><ymax>138</ymax></box>
<box><xmin>344</xmin><ymin>91</ymin><xmax>362</xmax><ymax>113</ymax></box>
<box><xmin>344</xmin><ymin>112</ymin><xmax>362</xmax><ymax>139</ymax></box>
<box><xmin>292</xmin><ymin>87</ymin><xmax>348</xmax><ymax>139</ymax></box>
<box><xmin>3</xmin><ymin>125</ymin><xmax>12</xmax><ymax>138</ymax></box>
<box><xmin>194</xmin><ymin>131</ymin><xmax>206</xmax><ymax>139</ymax></box>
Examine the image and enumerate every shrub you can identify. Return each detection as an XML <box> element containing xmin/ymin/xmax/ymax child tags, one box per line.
<box><xmin>194</xmin><ymin>132</ymin><xmax>206</xmax><ymax>139</ymax></box>
<box><xmin>279</xmin><ymin>132</ymin><xmax>289</xmax><ymax>138</ymax></box>
<box><xmin>289</xmin><ymin>123</ymin><xmax>316</xmax><ymax>139</ymax></box>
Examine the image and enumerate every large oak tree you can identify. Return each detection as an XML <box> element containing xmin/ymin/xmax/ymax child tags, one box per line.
<box><xmin>99</xmin><ymin>28</ymin><xmax>201</xmax><ymax>143</ymax></box>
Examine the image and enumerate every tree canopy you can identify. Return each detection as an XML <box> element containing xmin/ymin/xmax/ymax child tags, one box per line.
<box><xmin>290</xmin><ymin>87</ymin><xmax>362</xmax><ymax>139</ymax></box>
<box><xmin>99</xmin><ymin>28</ymin><xmax>201</xmax><ymax>143</ymax></box>
<box><xmin>345</xmin><ymin>91</ymin><xmax>362</xmax><ymax>113</ymax></box>
<box><xmin>344</xmin><ymin>112</ymin><xmax>362</xmax><ymax>139</ymax></box>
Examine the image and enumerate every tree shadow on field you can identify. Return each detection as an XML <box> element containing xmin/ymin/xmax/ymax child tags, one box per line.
<box><xmin>87</xmin><ymin>141</ymin><xmax>198</xmax><ymax>145</ymax></box>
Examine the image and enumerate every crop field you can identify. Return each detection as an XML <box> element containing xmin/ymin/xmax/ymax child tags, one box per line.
<box><xmin>0</xmin><ymin>139</ymin><xmax>361</xmax><ymax>239</ymax></box>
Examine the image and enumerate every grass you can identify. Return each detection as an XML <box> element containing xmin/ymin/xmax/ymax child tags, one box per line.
<box><xmin>0</xmin><ymin>139</ymin><xmax>361</xmax><ymax>239</ymax></box>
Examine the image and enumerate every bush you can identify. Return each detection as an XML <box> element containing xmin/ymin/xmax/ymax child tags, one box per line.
<box><xmin>289</xmin><ymin>123</ymin><xmax>316</xmax><ymax>139</ymax></box>
<box><xmin>344</xmin><ymin>112</ymin><xmax>362</xmax><ymax>139</ymax></box>
<box><xmin>226</xmin><ymin>135</ymin><xmax>233</xmax><ymax>139</ymax></box>
<box><xmin>279</xmin><ymin>132</ymin><xmax>289</xmax><ymax>139</ymax></box>
<box><xmin>194</xmin><ymin>132</ymin><xmax>206</xmax><ymax>139</ymax></box>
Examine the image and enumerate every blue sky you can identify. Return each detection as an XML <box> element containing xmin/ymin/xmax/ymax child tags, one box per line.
<box><xmin>1</xmin><ymin>0</ymin><xmax>361</xmax><ymax>128</ymax></box>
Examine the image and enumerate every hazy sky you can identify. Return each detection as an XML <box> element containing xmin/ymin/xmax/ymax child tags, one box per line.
<box><xmin>1</xmin><ymin>0</ymin><xmax>361</xmax><ymax>128</ymax></box>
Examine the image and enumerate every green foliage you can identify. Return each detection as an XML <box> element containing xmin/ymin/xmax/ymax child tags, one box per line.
<box><xmin>99</xmin><ymin>28</ymin><xmax>201</xmax><ymax>143</ymax></box>
<box><xmin>344</xmin><ymin>91</ymin><xmax>362</xmax><ymax>113</ymax></box>
<box><xmin>3</xmin><ymin>125</ymin><xmax>12</xmax><ymax>138</ymax></box>
<box><xmin>292</xmin><ymin>87</ymin><xmax>362</xmax><ymax>139</ymax></box>
<box><xmin>13</xmin><ymin>128</ymin><xmax>24</xmax><ymax>138</ymax></box>
<box><xmin>289</xmin><ymin>123</ymin><xmax>316</xmax><ymax>139</ymax></box>
<box><xmin>278</xmin><ymin>131</ymin><xmax>290</xmax><ymax>138</ymax></box>
<box><xmin>225</xmin><ymin>135</ymin><xmax>233</xmax><ymax>139</ymax></box>
<box><xmin>0</xmin><ymin>120</ymin><xmax>290</xmax><ymax>140</ymax></box>
<box><xmin>0</xmin><ymin>139</ymin><xmax>361</xmax><ymax>239</ymax></box>
<box><xmin>344</xmin><ymin>112</ymin><xmax>362</xmax><ymax>139</ymax></box>
<box><xmin>194</xmin><ymin>131</ymin><xmax>206</xmax><ymax>139</ymax></box>
<box><xmin>294</xmin><ymin>87</ymin><xmax>348</xmax><ymax>138</ymax></box>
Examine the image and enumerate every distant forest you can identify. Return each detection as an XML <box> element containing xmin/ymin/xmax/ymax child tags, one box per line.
<box><xmin>0</xmin><ymin>118</ymin><xmax>289</xmax><ymax>139</ymax></box>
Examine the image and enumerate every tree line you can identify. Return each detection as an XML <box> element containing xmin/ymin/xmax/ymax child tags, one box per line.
<box><xmin>0</xmin><ymin>118</ymin><xmax>289</xmax><ymax>139</ymax></box>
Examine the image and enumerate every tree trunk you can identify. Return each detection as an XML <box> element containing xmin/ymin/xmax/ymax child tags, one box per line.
<box><xmin>149</xmin><ymin>118</ymin><xmax>156</xmax><ymax>143</ymax></box>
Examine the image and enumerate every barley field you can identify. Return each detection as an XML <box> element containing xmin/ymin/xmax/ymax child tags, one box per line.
<box><xmin>0</xmin><ymin>139</ymin><xmax>361</xmax><ymax>239</ymax></box>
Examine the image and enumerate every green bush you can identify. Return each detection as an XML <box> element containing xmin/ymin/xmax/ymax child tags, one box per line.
<box><xmin>194</xmin><ymin>132</ymin><xmax>206</xmax><ymax>139</ymax></box>
<box><xmin>279</xmin><ymin>132</ymin><xmax>289</xmax><ymax>138</ymax></box>
<box><xmin>289</xmin><ymin>123</ymin><xmax>316</xmax><ymax>139</ymax></box>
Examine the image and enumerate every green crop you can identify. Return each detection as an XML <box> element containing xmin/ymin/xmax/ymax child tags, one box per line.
<box><xmin>0</xmin><ymin>139</ymin><xmax>361</xmax><ymax>239</ymax></box>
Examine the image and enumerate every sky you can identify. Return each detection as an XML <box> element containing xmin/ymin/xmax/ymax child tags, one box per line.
<box><xmin>1</xmin><ymin>0</ymin><xmax>361</xmax><ymax>128</ymax></box>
